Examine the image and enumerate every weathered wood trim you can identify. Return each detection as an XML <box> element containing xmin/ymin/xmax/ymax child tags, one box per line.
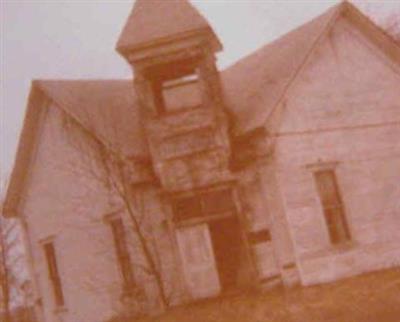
<box><xmin>259</xmin><ymin>274</ymin><xmax>281</xmax><ymax>284</ymax></box>
<box><xmin>3</xmin><ymin>83</ymin><xmax>50</xmax><ymax>217</ymax></box>
<box><xmin>258</xmin><ymin>161</ymin><xmax>302</xmax><ymax>283</ymax></box>
<box><xmin>173</xmin><ymin>212</ymin><xmax>233</xmax><ymax>228</ymax></box>
<box><xmin>342</xmin><ymin>2</ymin><xmax>400</xmax><ymax>70</ymax></box>
<box><xmin>163</xmin><ymin>179</ymin><xmax>237</xmax><ymax>198</ymax></box>
<box><xmin>273</xmin><ymin>121</ymin><xmax>400</xmax><ymax>138</ymax></box>
<box><xmin>307</xmin><ymin>165</ymin><xmax>355</xmax><ymax>249</ymax></box>
<box><xmin>263</xmin><ymin>4</ymin><xmax>342</xmax><ymax>136</ymax></box>
<box><xmin>264</xmin><ymin>2</ymin><xmax>400</xmax><ymax>139</ymax></box>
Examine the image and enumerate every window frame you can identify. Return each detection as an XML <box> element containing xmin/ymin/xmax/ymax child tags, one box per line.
<box><xmin>161</xmin><ymin>77</ymin><xmax>202</xmax><ymax>113</ymax></box>
<box><xmin>247</xmin><ymin>229</ymin><xmax>272</xmax><ymax>245</ymax></box>
<box><xmin>42</xmin><ymin>240</ymin><xmax>65</xmax><ymax>307</ymax></box>
<box><xmin>313</xmin><ymin>168</ymin><xmax>351</xmax><ymax>245</ymax></box>
<box><xmin>145</xmin><ymin>58</ymin><xmax>202</xmax><ymax>115</ymax></box>
<box><xmin>171</xmin><ymin>187</ymin><xmax>237</xmax><ymax>223</ymax></box>
<box><xmin>107</xmin><ymin>217</ymin><xmax>135</xmax><ymax>293</ymax></box>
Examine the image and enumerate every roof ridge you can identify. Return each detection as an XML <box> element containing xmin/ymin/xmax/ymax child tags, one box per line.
<box><xmin>37</xmin><ymin>82</ymin><xmax>111</xmax><ymax>150</ymax></box>
<box><xmin>343</xmin><ymin>0</ymin><xmax>400</xmax><ymax>59</ymax></box>
<box><xmin>263</xmin><ymin>2</ymin><xmax>344</xmax><ymax>132</ymax></box>
<box><xmin>221</xmin><ymin>1</ymin><xmax>344</xmax><ymax>134</ymax></box>
<box><xmin>36</xmin><ymin>80</ymin><xmax>145</xmax><ymax>159</ymax></box>
<box><xmin>265</xmin><ymin>0</ymin><xmax>400</xmax><ymax>135</ymax></box>
<box><xmin>223</xmin><ymin>2</ymin><xmax>344</xmax><ymax>73</ymax></box>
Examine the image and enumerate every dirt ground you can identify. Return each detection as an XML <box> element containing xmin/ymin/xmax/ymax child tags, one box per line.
<box><xmin>140</xmin><ymin>268</ymin><xmax>400</xmax><ymax>322</ymax></box>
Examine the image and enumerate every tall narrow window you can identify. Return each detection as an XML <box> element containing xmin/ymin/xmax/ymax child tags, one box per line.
<box><xmin>109</xmin><ymin>218</ymin><xmax>134</xmax><ymax>292</ymax></box>
<box><xmin>43</xmin><ymin>241</ymin><xmax>64</xmax><ymax>307</ymax></box>
<box><xmin>314</xmin><ymin>170</ymin><xmax>351</xmax><ymax>244</ymax></box>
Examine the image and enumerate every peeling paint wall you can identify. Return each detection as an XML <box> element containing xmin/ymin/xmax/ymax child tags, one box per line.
<box><xmin>19</xmin><ymin>105</ymin><xmax>181</xmax><ymax>322</ymax></box>
<box><xmin>272</xmin><ymin>17</ymin><xmax>400</xmax><ymax>285</ymax></box>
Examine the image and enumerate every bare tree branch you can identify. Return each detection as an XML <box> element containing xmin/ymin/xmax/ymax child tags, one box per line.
<box><xmin>59</xmin><ymin>109</ymin><xmax>171</xmax><ymax>316</ymax></box>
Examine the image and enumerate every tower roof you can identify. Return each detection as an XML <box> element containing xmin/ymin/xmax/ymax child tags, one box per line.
<box><xmin>116</xmin><ymin>0</ymin><xmax>221</xmax><ymax>55</ymax></box>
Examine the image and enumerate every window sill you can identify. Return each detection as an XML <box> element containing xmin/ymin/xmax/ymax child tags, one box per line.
<box><xmin>331</xmin><ymin>241</ymin><xmax>355</xmax><ymax>253</ymax></box>
<box><xmin>302</xmin><ymin>241</ymin><xmax>357</xmax><ymax>260</ymax></box>
<box><xmin>153</xmin><ymin>104</ymin><xmax>203</xmax><ymax>119</ymax></box>
<box><xmin>174</xmin><ymin>211</ymin><xmax>233</xmax><ymax>227</ymax></box>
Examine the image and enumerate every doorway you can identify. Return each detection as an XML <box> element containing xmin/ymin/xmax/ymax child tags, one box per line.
<box><xmin>208</xmin><ymin>216</ymin><xmax>242</xmax><ymax>292</ymax></box>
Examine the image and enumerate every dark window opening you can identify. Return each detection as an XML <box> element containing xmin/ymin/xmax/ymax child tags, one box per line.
<box><xmin>152</xmin><ymin>80</ymin><xmax>166</xmax><ymax>115</ymax></box>
<box><xmin>145</xmin><ymin>57</ymin><xmax>198</xmax><ymax>80</ymax></box>
<box><xmin>314</xmin><ymin>170</ymin><xmax>351</xmax><ymax>244</ymax></box>
<box><xmin>146</xmin><ymin>58</ymin><xmax>202</xmax><ymax>114</ymax></box>
<box><xmin>172</xmin><ymin>188</ymin><xmax>236</xmax><ymax>222</ymax></box>
<box><xmin>109</xmin><ymin>218</ymin><xmax>135</xmax><ymax>292</ymax></box>
<box><xmin>43</xmin><ymin>242</ymin><xmax>64</xmax><ymax>307</ymax></box>
<box><xmin>230</xmin><ymin>127</ymin><xmax>269</xmax><ymax>171</ymax></box>
<box><xmin>247</xmin><ymin>230</ymin><xmax>271</xmax><ymax>245</ymax></box>
<box><xmin>172</xmin><ymin>195</ymin><xmax>202</xmax><ymax>222</ymax></box>
<box><xmin>202</xmin><ymin>189</ymin><xmax>236</xmax><ymax>215</ymax></box>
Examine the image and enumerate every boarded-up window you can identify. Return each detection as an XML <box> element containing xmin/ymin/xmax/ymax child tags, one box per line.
<box><xmin>109</xmin><ymin>218</ymin><xmax>134</xmax><ymax>291</ymax></box>
<box><xmin>314</xmin><ymin>170</ymin><xmax>351</xmax><ymax>244</ymax></box>
<box><xmin>43</xmin><ymin>241</ymin><xmax>64</xmax><ymax>307</ymax></box>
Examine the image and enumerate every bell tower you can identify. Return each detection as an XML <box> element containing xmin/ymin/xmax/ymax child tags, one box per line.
<box><xmin>116</xmin><ymin>0</ymin><xmax>233</xmax><ymax>193</ymax></box>
<box><xmin>116</xmin><ymin>0</ymin><xmax>257</xmax><ymax>297</ymax></box>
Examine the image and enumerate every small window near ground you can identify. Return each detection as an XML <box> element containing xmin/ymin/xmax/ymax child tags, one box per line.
<box><xmin>109</xmin><ymin>218</ymin><xmax>135</xmax><ymax>292</ymax></box>
<box><xmin>201</xmin><ymin>189</ymin><xmax>236</xmax><ymax>215</ymax></box>
<box><xmin>314</xmin><ymin>170</ymin><xmax>351</xmax><ymax>244</ymax></box>
<box><xmin>247</xmin><ymin>229</ymin><xmax>271</xmax><ymax>245</ymax></box>
<box><xmin>43</xmin><ymin>241</ymin><xmax>65</xmax><ymax>307</ymax></box>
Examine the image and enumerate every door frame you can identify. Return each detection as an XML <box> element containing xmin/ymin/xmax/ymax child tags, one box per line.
<box><xmin>175</xmin><ymin>223</ymin><xmax>221</xmax><ymax>299</ymax></box>
<box><xmin>167</xmin><ymin>183</ymin><xmax>259</xmax><ymax>300</ymax></box>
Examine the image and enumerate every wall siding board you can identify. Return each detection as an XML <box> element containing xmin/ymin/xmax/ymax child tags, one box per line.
<box><xmin>271</xmin><ymin>17</ymin><xmax>400</xmax><ymax>285</ymax></box>
<box><xmin>21</xmin><ymin>105</ymin><xmax>181</xmax><ymax>322</ymax></box>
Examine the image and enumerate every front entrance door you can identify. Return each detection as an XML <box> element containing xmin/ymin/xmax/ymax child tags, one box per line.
<box><xmin>208</xmin><ymin>216</ymin><xmax>242</xmax><ymax>292</ymax></box>
<box><xmin>176</xmin><ymin>216</ymin><xmax>245</xmax><ymax>299</ymax></box>
<box><xmin>176</xmin><ymin>224</ymin><xmax>221</xmax><ymax>299</ymax></box>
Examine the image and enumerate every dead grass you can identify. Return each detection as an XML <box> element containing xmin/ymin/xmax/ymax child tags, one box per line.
<box><xmin>140</xmin><ymin>268</ymin><xmax>400</xmax><ymax>322</ymax></box>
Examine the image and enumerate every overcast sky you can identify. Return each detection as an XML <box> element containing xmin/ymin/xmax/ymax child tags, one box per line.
<box><xmin>1</xmin><ymin>0</ymin><xmax>399</xmax><ymax>185</ymax></box>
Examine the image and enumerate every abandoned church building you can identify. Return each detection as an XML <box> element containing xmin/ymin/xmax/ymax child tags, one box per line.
<box><xmin>3</xmin><ymin>0</ymin><xmax>400</xmax><ymax>321</ymax></box>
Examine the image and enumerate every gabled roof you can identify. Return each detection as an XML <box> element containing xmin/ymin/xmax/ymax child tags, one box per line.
<box><xmin>223</xmin><ymin>1</ymin><xmax>400</xmax><ymax>134</ymax></box>
<box><xmin>222</xmin><ymin>3</ymin><xmax>341</xmax><ymax>134</ymax></box>
<box><xmin>4</xmin><ymin>1</ymin><xmax>400</xmax><ymax>217</ymax></box>
<box><xmin>116</xmin><ymin>0</ymin><xmax>216</xmax><ymax>54</ymax></box>
<box><xmin>38</xmin><ymin>80</ymin><xmax>148</xmax><ymax>157</ymax></box>
<box><xmin>2</xmin><ymin>84</ymin><xmax>47</xmax><ymax>218</ymax></box>
<box><xmin>2</xmin><ymin>80</ymin><xmax>149</xmax><ymax>218</ymax></box>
